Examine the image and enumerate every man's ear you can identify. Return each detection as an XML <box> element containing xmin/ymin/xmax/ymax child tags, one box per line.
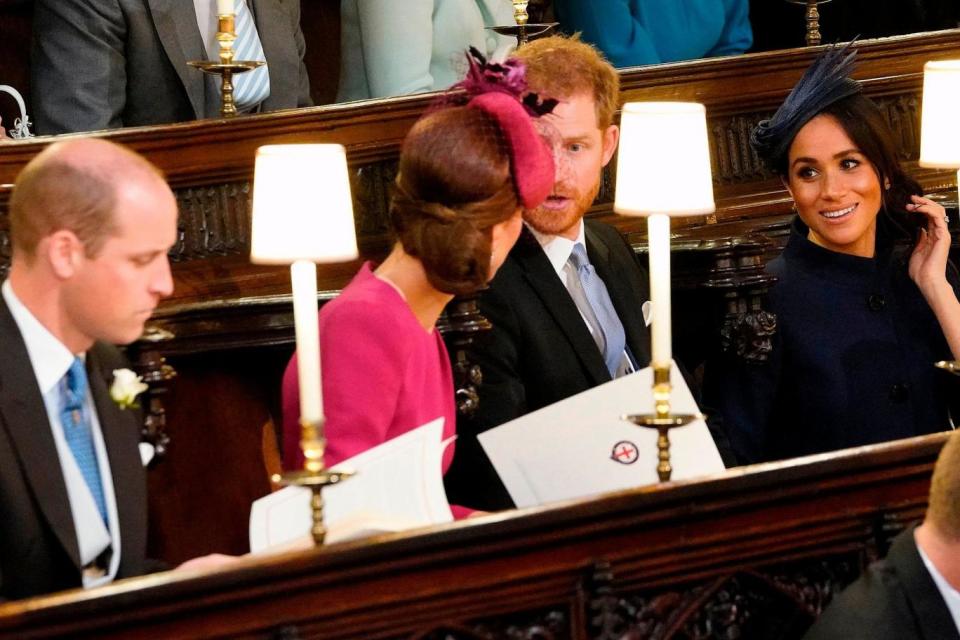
<box><xmin>44</xmin><ymin>230</ymin><xmax>84</xmax><ymax>279</ymax></box>
<box><xmin>600</xmin><ymin>124</ymin><xmax>619</xmax><ymax>167</ymax></box>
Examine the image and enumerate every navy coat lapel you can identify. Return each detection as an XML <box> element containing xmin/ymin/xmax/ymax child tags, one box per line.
<box><xmin>513</xmin><ymin>229</ymin><xmax>611</xmax><ymax>385</ymax></box>
<box><xmin>586</xmin><ymin>225</ymin><xmax>652</xmax><ymax>368</ymax></box>
<box><xmin>0</xmin><ymin>300</ymin><xmax>82</xmax><ymax>570</ymax></box>
<box><xmin>147</xmin><ymin>0</ymin><xmax>208</xmax><ymax>119</ymax></box>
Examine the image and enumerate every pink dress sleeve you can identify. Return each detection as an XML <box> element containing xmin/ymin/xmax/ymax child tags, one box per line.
<box><xmin>282</xmin><ymin>298</ymin><xmax>411</xmax><ymax>469</ymax></box>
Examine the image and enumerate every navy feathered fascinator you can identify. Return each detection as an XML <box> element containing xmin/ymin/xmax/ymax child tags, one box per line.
<box><xmin>751</xmin><ymin>43</ymin><xmax>861</xmax><ymax>171</ymax></box>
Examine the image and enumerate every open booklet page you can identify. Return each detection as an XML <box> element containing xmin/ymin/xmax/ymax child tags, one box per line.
<box><xmin>479</xmin><ymin>363</ymin><xmax>725</xmax><ymax>508</ymax></box>
<box><xmin>249</xmin><ymin>417</ymin><xmax>453</xmax><ymax>553</ymax></box>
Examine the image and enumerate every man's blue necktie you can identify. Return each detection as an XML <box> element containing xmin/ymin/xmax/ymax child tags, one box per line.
<box><xmin>60</xmin><ymin>358</ymin><xmax>107</xmax><ymax>524</ymax></box>
<box><xmin>231</xmin><ymin>0</ymin><xmax>271</xmax><ymax>112</ymax></box>
<box><xmin>568</xmin><ymin>244</ymin><xmax>627</xmax><ymax>377</ymax></box>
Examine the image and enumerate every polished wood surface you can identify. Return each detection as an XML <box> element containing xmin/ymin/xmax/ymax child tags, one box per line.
<box><xmin>0</xmin><ymin>433</ymin><xmax>947</xmax><ymax>639</ymax></box>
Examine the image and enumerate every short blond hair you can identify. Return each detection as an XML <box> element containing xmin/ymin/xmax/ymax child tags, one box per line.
<box><xmin>927</xmin><ymin>431</ymin><xmax>960</xmax><ymax>540</ymax></box>
<box><xmin>514</xmin><ymin>34</ymin><xmax>620</xmax><ymax>129</ymax></box>
<box><xmin>10</xmin><ymin>139</ymin><xmax>164</xmax><ymax>259</ymax></box>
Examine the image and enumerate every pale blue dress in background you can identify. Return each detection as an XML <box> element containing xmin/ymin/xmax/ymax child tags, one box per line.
<box><xmin>338</xmin><ymin>0</ymin><xmax>516</xmax><ymax>102</ymax></box>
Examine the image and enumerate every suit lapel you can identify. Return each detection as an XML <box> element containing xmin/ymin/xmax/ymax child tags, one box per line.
<box><xmin>890</xmin><ymin>528</ymin><xmax>960</xmax><ymax>640</ymax></box>
<box><xmin>147</xmin><ymin>0</ymin><xmax>207</xmax><ymax>118</ymax></box>
<box><xmin>251</xmin><ymin>0</ymin><xmax>295</xmax><ymax>110</ymax></box>
<box><xmin>586</xmin><ymin>224</ymin><xmax>652</xmax><ymax>368</ymax></box>
<box><xmin>0</xmin><ymin>300</ymin><xmax>82</xmax><ymax>569</ymax></box>
<box><xmin>513</xmin><ymin>229</ymin><xmax>611</xmax><ymax>385</ymax></box>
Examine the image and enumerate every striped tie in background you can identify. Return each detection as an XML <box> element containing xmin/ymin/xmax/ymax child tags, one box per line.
<box><xmin>231</xmin><ymin>0</ymin><xmax>271</xmax><ymax>112</ymax></box>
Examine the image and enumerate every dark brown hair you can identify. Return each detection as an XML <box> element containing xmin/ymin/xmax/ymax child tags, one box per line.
<box><xmin>779</xmin><ymin>94</ymin><xmax>922</xmax><ymax>236</ymax></box>
<box><xmin>513</xmin><ymin>34</ymin><xmax>620</xmax><ymax>129</ymax></box>
<box><xmin>391</xmin><ymin>105</ymin><xmax>519</xmax><ymax>296</ymax></box>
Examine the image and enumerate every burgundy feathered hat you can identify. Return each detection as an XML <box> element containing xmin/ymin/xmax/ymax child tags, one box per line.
<box><xmin>452</xmin><ymin>48</ymin><xmax>557</xmax><ymax>209</ymax></box>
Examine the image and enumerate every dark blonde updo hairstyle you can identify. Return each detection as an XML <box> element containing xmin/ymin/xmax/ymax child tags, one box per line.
<box><xmin>390</xmin><ymin>105</ymin><xmax>520</xmax><ymax>296</ymax></box>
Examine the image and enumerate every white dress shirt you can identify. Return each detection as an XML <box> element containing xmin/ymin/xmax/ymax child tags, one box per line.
<box><xmin>917</xmin><ymin>535</ymin><xmax>960</xmax><ymax>634</ymax></box>
<box><xmin>194</xmin><ymin>0</ymin><xmax>223</xmax><ymax>62</ymax></box>
<box><xmin>2</xmin><ymin>281</ymin><xmax>121</xmax><ymax>588</ymax></box>
<box><xmin>527</xmin><ymin>221</ymin><xmax>636</xmax><ymax>376</ymax></box>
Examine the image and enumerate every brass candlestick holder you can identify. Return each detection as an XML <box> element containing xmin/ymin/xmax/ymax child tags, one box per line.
<box><xmin>786</xmin><ymin>0</ymin><xmax>832</xmax><ymax>46</ymax></box>
<box><xmin>936</xmin><ymin>361</ymin><xmax>960</xmax><ymax>376</ymax></box>
<box><xmin>490</xmin><ymin>0</ymin><xmax>557</xmax><ymax>47</ymax></box>
<box><xmin>272</xmin><ymin>418</ymin><xmax>353</xmax><ymax>545</ymax></box>
<box><xmin>622</xmin><ymin>365</ymin><xmax>704</xmax><ymax>482</ymax></box>
<box><xmin>187</xmin><ymin>13</ymin><xmax>264</xmax><ymax>118</ymax></box>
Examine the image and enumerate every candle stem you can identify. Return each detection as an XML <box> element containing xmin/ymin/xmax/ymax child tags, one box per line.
<box><xmin>291</xmin><ymin>260</ymin><xmax>323</xmax><ymax>424</ymax></box>
<box><xmin>648</xmin><ymin>213</ymin><xmax>673</xmax><ymax>369</ymax></box>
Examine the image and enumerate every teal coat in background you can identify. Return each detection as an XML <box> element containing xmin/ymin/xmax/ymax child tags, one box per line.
<box><xmin>553</xmin><ymin>0</ymin><xmax>753</xmax><ymax>68</ymax></box>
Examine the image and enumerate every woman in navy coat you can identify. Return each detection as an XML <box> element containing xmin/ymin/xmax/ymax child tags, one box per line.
<box><xmin>706</xmin><ymin>47</ymin><xmax>960</xmax><ymax>464</ymax></box>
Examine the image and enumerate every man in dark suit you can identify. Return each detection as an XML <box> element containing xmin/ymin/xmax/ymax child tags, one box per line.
<box><xmin>804</xmin><ymin>431</ymin><xmax>960</xmax><ymax>640</ymax></box>
<box><xmin>0</xmin><ymin>138</ymin><xmax>177</xmax><ymax>600</ymax></box>
<box><xmin>444</xmin><ymin>36</ymin><xmax>654</xmax><ymax>511</ymax></box>
<box><xmin>30</xmin><ymin>0</ymin><xmax>312</xmax><ymax>134</ymax></box>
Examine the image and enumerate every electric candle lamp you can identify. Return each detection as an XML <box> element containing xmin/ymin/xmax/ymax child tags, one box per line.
<box><xmin>250</xmin><ymin>144</ymin><xmax>359</xmax><ymax>543</ymax></box>
<box><xmin>919</xmin><ymin>60</ymin><xmax>960</xmax><ymax>378</ymax></box>
<box><xmin>614</xmin><ymin>101</ymin><xmax>715</xmax><ymax>481</ymax></box>
<box><xmin>614</xmin><ymin>102</ymin><xmax>715</xmax><ymax>368</ymax></box>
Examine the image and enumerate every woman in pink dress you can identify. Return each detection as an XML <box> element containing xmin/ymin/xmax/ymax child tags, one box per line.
<box><xmin>282</xmin><ymin>55</ymin><xmax>556</xmax><ymax>506</ymax></box>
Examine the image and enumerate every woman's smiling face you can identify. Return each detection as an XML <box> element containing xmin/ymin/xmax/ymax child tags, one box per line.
<box><xmin>786</xmin><ymin>113</ymin><xmax>884</xmax><ymax>258</ymax></box>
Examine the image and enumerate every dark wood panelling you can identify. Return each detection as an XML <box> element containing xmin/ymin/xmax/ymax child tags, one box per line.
<box><xmin>0</xmin><ymin>433</ymin><xmax>947</xmax><ymax>638</ymax></box>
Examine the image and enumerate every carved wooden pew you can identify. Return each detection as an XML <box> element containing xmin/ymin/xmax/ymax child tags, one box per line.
<box><xmin>0</xmin><ymin>28</ymin><xmax>957</xmax><ymax>567</ymax></box>
<box><xmin>0</xmin><ymin>433</ymin><xmax>947</xmax><ymax>639</ymax></box>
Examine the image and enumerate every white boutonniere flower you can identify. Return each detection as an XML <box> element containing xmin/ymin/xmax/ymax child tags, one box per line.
<box><xmin>110</xmin><ymin>368</ymin><xmax>148</xmax><ymax>410</ymax></box>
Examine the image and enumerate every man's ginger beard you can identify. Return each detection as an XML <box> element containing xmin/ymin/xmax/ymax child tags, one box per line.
<box><xmin>523</xmin><ymin>173</ymin><xmax>602</xmax><ymax>237</ymax></box>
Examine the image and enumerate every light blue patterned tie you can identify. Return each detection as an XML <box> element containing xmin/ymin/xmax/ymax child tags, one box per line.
<box><xmin>60</xmin><ymin>358</ymin><xmax>107</xmax><ymax>524</ymax></box>
<box><xmin>569</xmin><ymin>244</ymin><xmax>627</xmax><ymax>377</ymax></box>
<box><xmin>231</xmin><ymin>0</ymin><xmax>271</xmax><ymax>112</ymax></box>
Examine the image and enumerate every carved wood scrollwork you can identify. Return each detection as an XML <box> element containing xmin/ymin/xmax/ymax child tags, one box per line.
<box><xmin>583</xmin><ymin>554</ymin><xmax>864</xmax><ymax>640</ymax></box>
<box><xmin>126</xmin><ymin>325</ymin><xmax>178</xmax><ymax>460</ymax></box>
<box><xmin>410</xmin><ymin>609</ymin><xmax>570</xmax><ymax>640</ymax></box>
<box><xmin>437</xmin><ymin>294</ymin><xmax>493</xmax><ymax>417</ymax></box>
<box><xmin>172</xmin><ymin>182</ymin><xmax>251</xmax><ymax>262</ymax></box>
<box><xmin>710</xmin><ymin>115</ymin><xmax>770</xmax><ymax>185</ymax></box>
<box><xmin>699</xmin><ymin>239</ymin><xmax>779</xmax><ymax>364</ymax></box>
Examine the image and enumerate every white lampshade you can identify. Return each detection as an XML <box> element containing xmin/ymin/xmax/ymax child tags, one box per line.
<box><xmin>919</xmin><ymin>60</ymin><xmax>960</xmax><ymax>169</ymax></box>
<box><xmin>250</xmin><ymin>144</ymin><xmax>359</xmax><ymax>264</ymax></box>
<box><xmin>614</xmin><ymin>102</ymin><xmax>716</xmax><ymax>217</ymax></box>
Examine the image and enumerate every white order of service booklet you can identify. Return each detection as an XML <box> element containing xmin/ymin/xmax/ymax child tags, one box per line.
<box><xmin>249</xmin><ymin>417</ymin><xmax>454</xmax><ymax>553</ymax></box>
<box><xmin>478</xmin><ymin>363</ymin><xmax>725</xmax><ymax>508</ymax></box>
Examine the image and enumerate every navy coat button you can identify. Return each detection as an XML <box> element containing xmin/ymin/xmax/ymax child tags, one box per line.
<box><xmin>889</xmin><ymin>383</ymin><xmax>910</xmax><ymax>403</ymax></box>
<box><xmin>868</xmin><ymin>294</ymin><xmax>886</xmax><ymax>312</ymax></box>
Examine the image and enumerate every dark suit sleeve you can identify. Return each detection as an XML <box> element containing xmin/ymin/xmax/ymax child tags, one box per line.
<box><xmin>31</xmin><ymin>0</ymin><xmax>127</xmax><ymax>134</ymax></box>
<box><xmin>444</xmin><ymin>284</ymin><xmax>526</xmax><ymax>510</ymax></box>
<box><xmin>286</xmin><ymin>0</ymin><xmax>313</xmax><ymax>107</ymax></box>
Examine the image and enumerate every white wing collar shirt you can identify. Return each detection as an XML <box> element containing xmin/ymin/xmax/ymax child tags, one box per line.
<box><xmin>2</xmin><ymin>280</ymin><xmax>121</xmax><ymax>588</ymax></box>
<box><xmin>528</xmin><ymin>220</ymin><xmax>636</xmax><ymax>377</ymax></box>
